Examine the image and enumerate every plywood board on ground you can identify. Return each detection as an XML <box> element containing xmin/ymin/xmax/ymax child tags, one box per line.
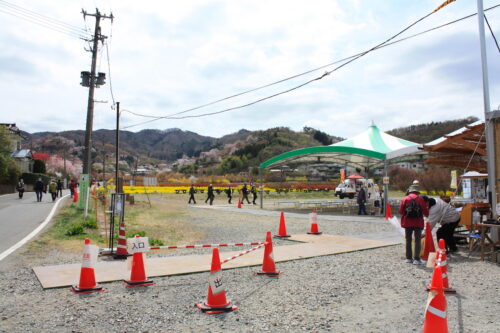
<box><xmin>33</xmin><ymin>234</ymin><xmax>397</xmax><ymax>289</ymax></box>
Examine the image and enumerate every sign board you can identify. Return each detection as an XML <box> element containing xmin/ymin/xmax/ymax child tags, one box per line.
<box><xmin>383</xmin><ymin>177</ymin><xmax>390</xmax><ymax>185</ymax></box>
<box><xmin>111</xmin><ymin>193</ymin><xmax>125</xmax><ymax>222</ymax></box>
<box><xmin>127</xmin><ymin>236</ymin><xmax>149</xmax><ymax>253</ymax></box>
<box><xmin>143</xmin><ymin>177</ymin><xmax>158</xmax><ymax>187</ymax></box>
<box><xmin>81</xmin><ymin>244</ymin><xmax>99</xmax><ymax>268</ymax></box>
<box><xmin>78</xmin><ymin>174</ymin><xmax>90</xmax><ymax>209</ymax></box>
<box><xmin>208</xmin><ymin>271</ymin><xmax>224</xmax><ymax>295</ymax></box>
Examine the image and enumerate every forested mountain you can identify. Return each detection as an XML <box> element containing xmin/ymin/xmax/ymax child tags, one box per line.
<box><xmin>386</xmin><ymin>116</ymin><xmax>479</xmax><ymax>144</ymax></box>
<box><xmin>22</xmin><ymin>117</ymin><xmax>479</xmax><ymax>173</ymax></box>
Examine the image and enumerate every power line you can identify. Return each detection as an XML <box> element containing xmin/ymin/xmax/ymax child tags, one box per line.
<box><xmin>0</xmin><ymin>0</ymin><xmax>88</xmax><ymax>34</ymax></box>
<box><xmin>105</xmin><ymin>42</ymin><xmax>116</xmax><ymax>105</ymax></box>
<box><xmin>0</xmin><ymin>3</ymin><xmax>91</xmax><ymax>40</ymax></box>
<box><xmin>484</xmin><ymin>14</ymin><xmax>500</xmax><ymax>52</ymax></box>
<box><xmin>122</xmin><ymin>4</ymin><xmax>500</xmax><ymax>129</ymax></box>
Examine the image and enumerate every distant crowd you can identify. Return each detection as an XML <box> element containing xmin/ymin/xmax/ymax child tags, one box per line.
<box><xmin>188</xmin><ymin>183</ymin><xmax>258</xmax><ymax>206</ymax></box>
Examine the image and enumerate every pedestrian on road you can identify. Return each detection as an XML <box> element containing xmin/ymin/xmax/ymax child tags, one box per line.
<box><xmin>423</xmin><ymin>196</ymin><xmax>460</xmax><ymax>253</ymax></box>
<box><xmin>205</xmin><ymin>184</ymin><xmax>215</xmax><ymax>205</ymax></box>
<box><xmin>34</xmin><ymin>178</ymin><xmax>44</xmax><ymax>202</ymax></box>
<box><xmin>49</xmin><ymin>180</ymin><xmax>57</xmax><ymax>202</ymax></box>
<box><xmin>57</xmin><ymin>179</ymin><xmax>63</xmax><ymax>197</ymax></box>
<box><xmin>399</xmin><ymin>183</ymin><xmax>429</xmax><ymax>265</ymax></box>
<box><xmin>357</xmin><ymin>186</ymin><xmax>367</xmax><ymax>215</ymax></box>
<box><xmin>241</xmin><ymin>183</ymin><xmax>250</xmax><ymax>204</ymax></box>
<box><xmin>16</xmin><ymin>179</ymin><xmax>25</xmax><ymax>199</ymax></box>
<box><xmin>251</xmin><ymin>183</ymin><xmax>258</xmax><ymax>205</ymax></box>
<box><xmin>188</xmin><ymin>185</ymin><xmax>196</xmax><ymax>204</ymax></box>
<box><xmin>225</xmin><ymin>186</ymin><xmax>232</xmax><ymax>204</ymax></box>
<box><xmin>69</xmin><ymin>180</ymin><xmax>76</xmax><ymax>198</ymax></box>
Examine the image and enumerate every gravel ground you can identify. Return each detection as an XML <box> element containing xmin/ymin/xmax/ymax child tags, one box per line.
<box><xmin>0</xmin><ymin>196</ymin><xmax>499</xmax><ymax>332</ymax></box>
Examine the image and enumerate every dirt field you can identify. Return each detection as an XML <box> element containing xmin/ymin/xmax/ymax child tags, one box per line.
<box><xmin>0</xmin><ymin>194</ymin><xmax>498</xmax><ymax>332</ymax></box>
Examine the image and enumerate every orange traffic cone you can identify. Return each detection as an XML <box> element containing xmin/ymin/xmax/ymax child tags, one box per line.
<box><xmin>422</xmin><ymin>222</ymin><xmax>436</xmax><ymax>260</ymax></box>
<box><xmin>256</xmin><ymin>231</ymin><xmax>282</xmax><ymax>277</ymax></box>
<box><xmin>196</xmin><ymin>248</ymin><xmax>238</xmax><ymax>314</ymax></box>
<box><xmin>114</xmin><ymin>221</ymin><xmax>130</xmax><ymax>259</ymax></box>
<box><xmin>73</xmin><ymin>190</ymin><xmax>79</xmax><ymax>203</ymax></box>
<box><xmin>385</xmin><ymin>202</ymin><xmax>392</xmax><ymax>220</ymax></box>
<box><xmin>434</xmin><ymin>250</ymin><xmax>456</xmax><ymax>294</ymax></box>
<box><xmin>274</xmin><ymin>211</ymin><xmax>290</xmax><ymax>238</ymax></box>
<box><xmin>123</xmin><ymin>235</ymin><xmax>154</xmax><ymax>287</ymax></box>
<box><xmin>71</xmin><ymin>238</ymin><xmax>104</xmax><ymax>294</ymax></box>
<box><xmin>423</xmin><ymin>265</ymin><xmax>448</xmax><ymax>333</ymax></box>
<box><xmin>307</xmin><ymin>209</ymin><xmax>322</xmax><ymax>235</ymax></box>
<box><xmin>237</xmin><ymin>198</ymin><xmax>242</xmax><ymax>208</ymax></box>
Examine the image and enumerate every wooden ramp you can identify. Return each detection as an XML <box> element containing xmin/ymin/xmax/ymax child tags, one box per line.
<box><xmin>33</xmin><ymin>234</ymin><xmax>397</xmax><ymax>289</ymax></box>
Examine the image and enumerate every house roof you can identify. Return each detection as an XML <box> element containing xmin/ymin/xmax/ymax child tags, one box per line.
<box><xmin>11</xmin><ymin>149</ymin><xmax>32</xmax><ymax>158</ymax></box>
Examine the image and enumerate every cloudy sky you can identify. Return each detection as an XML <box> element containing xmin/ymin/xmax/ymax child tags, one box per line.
<box><xmin>0</xmin><ymin>0</ymin><xmax>499</xmax><ymax>139</ymax></box>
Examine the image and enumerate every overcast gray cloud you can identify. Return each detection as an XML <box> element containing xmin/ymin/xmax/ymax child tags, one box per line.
<box><xmin>0</xmin><ymin>0</ymin><xmax>499</xmax><ymax>139</ymax></box>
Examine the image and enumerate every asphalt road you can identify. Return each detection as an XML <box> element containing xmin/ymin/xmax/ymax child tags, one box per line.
<box><xmin>0</xmin><ymin>191</ymin><xmax>68</xmax><ymax>257</ymax></box>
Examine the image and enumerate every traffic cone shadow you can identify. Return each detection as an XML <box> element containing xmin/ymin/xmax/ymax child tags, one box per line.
<box><xmin>256</xmin><ymin>231</ymin><xmax>282</xmax><ymax>277</ymax></box>
<box><xmin>71</xmin><ymin>238</ymin><xmax>104</xmax><ymax>294</ymax></box>
<box><xmin>274</xmin><ymin>212</ymin><xmax>290</xmax><ymax>238</ymax></box>
<box><xmin>196</xmin><ymin>248</ymin><xmax>238</xmax><ymax>314</ymax></box>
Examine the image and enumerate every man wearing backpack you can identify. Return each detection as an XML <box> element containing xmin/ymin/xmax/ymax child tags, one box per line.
<box><xmin>399</xmin><ymin>183</ymin><xmax>429</xmax><ymax>265</ymax></box>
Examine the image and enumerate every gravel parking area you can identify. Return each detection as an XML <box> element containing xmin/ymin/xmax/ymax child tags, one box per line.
<box><xmin>0</xmin><ymin>196</ymin><xmax>498</xmax><ymax>332</ymax></box>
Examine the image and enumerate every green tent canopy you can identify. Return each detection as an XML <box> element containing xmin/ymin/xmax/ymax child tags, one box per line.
<box><xmin>259</xmin><ymin>124</ymin><xmax>420</xmax><ymax>170</ymax></box>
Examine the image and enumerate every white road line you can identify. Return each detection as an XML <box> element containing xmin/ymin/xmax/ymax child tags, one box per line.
<box><xmin>0</xmin><ymin>194</ymin><xmax>69</xmax><ymax>262</ymax></box>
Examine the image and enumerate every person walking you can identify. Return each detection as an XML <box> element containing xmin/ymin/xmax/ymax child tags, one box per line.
<box><xmin>225</xmin><ymin>186</ymin><xmax>232</xmax><ymax>204</ymax></box>
<box><xmin>34</xmin><ymin>177</ymin><xmax>44</xmax><ymax>202</ymax></box>
<box><xmin>205</xmin><ymin>184</ymin><xmax>215</xmax><ymax>205</ymax></box>
<box><xmin>16</xmin><ymin>179</ymin><xmax>25</xmax><ymax>199</ymax></box>
<box><xmin>241</xmin><ymin>183</ymin><xmax>250</xmax><ymax>204</ymax></box>
<box><xmin>399</xmin><ymin>182</ymin><xmax>429</xmax><ymax>265</ymax></box>
<box><xmin>69</xmin><ymin>180</ymin><xmax>76</xmax><ymax>198</ymax></box>
<box><xmin>188</xmin><ymin>185</ymin><xmax>197</xmax><ymax>204</ymax></box>
<box><xmin>357</xmin><ymin>186</ymin><xmax>368</xmax><ymax>215</ymax></box>
<box><xmin>251</xmin><ymin>183</ymin><xmax>258</xmax><ymax>205</ymax></box>
<box><xmin>423</xmin><ymin>196</ymin><xmax>460</xmax><ymax>253</ymax></box>
<box><xmin>49</xmin><ymin>180</ymin><xmax>57</xmax><ymax>202</ymax></box>
<box><xmin>57</xmin><ymin>179</ymin><xmax>63</xmax><ymax>197</ymax></box>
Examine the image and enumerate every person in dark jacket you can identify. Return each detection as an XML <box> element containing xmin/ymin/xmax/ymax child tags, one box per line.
<box><xmin>188</xmin><ymin>185</ymin><xmax>196</xmax><ymax>204</ymax></box>
<box><xmin>357</xmin><ymin>187</ymin><xmax>367</xmax><ymax>215</ymax></box>
<box><xmin>225</xmin><ymin>186</ymin><xmax>232</xmax><ymax>204</ymax></box>
<box><xmin>205</xmin><ymin>184</ymin><xmax>215</xmax><ymax>205</ymax></box>
<box><xmin>34</xmin><ymin>178</ymin><xmax>44</xmax><ymax>202</ymax></box>
<box><xmin>16</xmin><ymin>179</ymin><xmax>25</xmax><ymax>199</ymax></box>
<box><xmin>57</xmin><ymin>179</ymin><xmax>63</xmax><ymax>197</ymax></box>
<box><xmin>241</xmin><ymin>183</ymin><xmax>250</xmax><ymax>204</ymax></box>
<box><xmin>251</xmin><ymin>183</ymin><xmax>258</xmax><ymax>205</ymax></box>
<box><xmin>399</xmin><ymin>184</ymin><xmax>429</xmax><ymax>265</ymax></box>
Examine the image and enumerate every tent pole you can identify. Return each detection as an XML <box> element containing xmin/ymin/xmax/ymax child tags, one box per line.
<box><xmin>259</xmin><ymin>167</ymin><xmax>263</xmax><ymax>209</ymax></box>
<box><xmin>384</xmin><ymin>159</ymin><xmax>389</xmax><ymax>216</ymax></box>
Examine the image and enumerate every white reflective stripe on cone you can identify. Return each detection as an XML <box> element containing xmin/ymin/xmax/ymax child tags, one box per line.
<box><xmin>427</xmin><ymin>306</ymin><xmax>447</xmax><ymax>319</ymax></box>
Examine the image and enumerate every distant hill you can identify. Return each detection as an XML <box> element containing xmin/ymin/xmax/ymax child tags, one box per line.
<box><xmin>22</xmin><ymin>116</ymin><xmax>480</xmax><ymax>173</ymax></box>
<box><xmin>386</xmin><ymin>116</ymin><xmax>479</xmax><ymax>144</ymax></box>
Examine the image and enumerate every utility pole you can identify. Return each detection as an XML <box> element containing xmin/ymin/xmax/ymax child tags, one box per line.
<box><xmin>80</xmin><ymin>8</ymin><xmax>113</xmax><ymax>209</ymax></box>
<box><xmin>476</xmin><ymin>0</ymin><xmax>498</xmax><ymax>220</ymax></box>
<box><xmin>115</xmin><ymin>101</ymin><xmax>121</xmax><ymax>193</ymax></box>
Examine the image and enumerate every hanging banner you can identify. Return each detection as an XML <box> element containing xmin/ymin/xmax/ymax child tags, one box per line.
<box><xmin>340</xmin><ymin>169</ymin><xmax>345</xmax><ymax>183</ymax></box>
<box><xmin>450</xmin><ymin>170</ymin><xmax>457</xmax><ymax>189</ymax></box>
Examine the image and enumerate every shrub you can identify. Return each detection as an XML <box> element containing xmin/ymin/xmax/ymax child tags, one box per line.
<box><xmin>21</xmin><ymin>172</ymin><xmax>50</xmax><ymax>185</ymax></box>
<box><xmin>82</xmin><ymin>219</ymin><xmax>98</xmax><ymax>229</ymax></box>
<box><xmin>150</xmin><ymin>238</ymin><xmax>164</xmax><ymax>246</ymax></box>
<box><xmin>66</xmin><ymin>224</ymin><xmax>84</xmax><ymax>236</ymax></box>
<box><xmin>126</xmin><ymin>230</ymin><xmax>146</xmax><ymax>238</ymax></box>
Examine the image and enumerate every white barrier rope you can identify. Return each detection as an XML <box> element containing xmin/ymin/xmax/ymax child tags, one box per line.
<box><xmin>221</xmin><ymin>242</ymin><xmax>267</xmax><ymax>265</ymax></box>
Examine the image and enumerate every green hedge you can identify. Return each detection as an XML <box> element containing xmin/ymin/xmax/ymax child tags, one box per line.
<box><xmin>21</xmin><ymin>172</ymin><xmax>50</xmax><ymax>185</ymax></box>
